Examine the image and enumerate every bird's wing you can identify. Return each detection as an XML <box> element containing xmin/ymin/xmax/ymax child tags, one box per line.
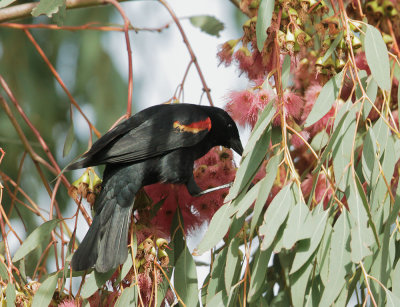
<box><xmin>85</xmin><ymin>105</ymin><xmax>212</xmax><ymax>165</ymax></box>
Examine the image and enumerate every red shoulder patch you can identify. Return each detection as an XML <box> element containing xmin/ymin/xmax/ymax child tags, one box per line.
<box><xmin>173</xmin><ymin>118</ymin><xmax>212</xmax><ymax>134</ymax></box>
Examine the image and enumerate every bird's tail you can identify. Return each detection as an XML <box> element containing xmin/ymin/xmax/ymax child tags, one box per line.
<box><xmin>65</xmin><ymin>158</ymin><xmax>91</xmax><ymax>171</ymax></box>
<box><xmin>71</xmin><ymin>204</ymin><xmax>133</xmax><ymax>273</ymax></box>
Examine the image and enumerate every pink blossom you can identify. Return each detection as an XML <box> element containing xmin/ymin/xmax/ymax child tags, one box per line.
<box><xmin>225</xmin><ymin>88</ymin><xmax>274</xmax><ymax>128</ymax></box>
<box><xmin>291</xmin><ymin>130</ymin><xmax>310</xmax><ymax>148</ymax></box>
<box><xmin>146</xmin><ymin>147</ymin><xmax>237</xmax><ymax>234</ymax></box>
<box><xmin>283</xmin><ymin>91</ymin><xmax>304</xmax><ymax>120</ymax></box>
<box><xmin>234</xmin><ymin>47</ymin><xmax>253</xmax><ymax>76</ymax></box>
<box><xmin>59</xmin><ymin>299</ymin><xmax>78</xmax><ymax>307</ymax></box>
<box><xmin>355</xmin><ymin>52</ymin><xmax>371</xmax><ymax>75</ymax></box>
<box><xmin>301</xmin><ymin>83</ymin><xmax>322</xmax><ymax>123</ymax></box>
<box><xmin>225</xmin><ymin>90</ymin><xmax>256</xmax><ymax>127</ymax></box>
<box><xmin>301</xmin><ymin>173</ymin><xmax>333</xmax><ymax>209</ymax></box>
<box><xmin>217</xmin><ymin>40</ymin><xmax>237</xmax><ymax>66</ymax></box>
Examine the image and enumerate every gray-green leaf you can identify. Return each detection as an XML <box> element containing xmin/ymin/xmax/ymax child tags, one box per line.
<box><xmin>13</xmin><ymin>219</ymin><xmax>60</xmax><ymax>262</ymax></box>
<box><xmin>305</xmin><ymin>71</ymin><xmax>343</xmax><ymax>127</ymax></box>
<box><xmin>364</xmin><ymin>24</ymin><xmax>391</xmax><ymax>91</ymax></box>
<box><xmin>189</xmin><ymin>15</ymin><xmax>224</xmax><ymax>37</ymax></box>
<box><xmin>256</xmin><ymin>0</ymin><xmax>275</xmax><ymax>52</ymax></box>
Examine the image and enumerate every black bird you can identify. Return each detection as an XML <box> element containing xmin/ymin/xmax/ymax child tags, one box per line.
<box><xmin>67</xmin><ymin>103</ymin><xmax>243</xmax><ymax>272</ymax></box>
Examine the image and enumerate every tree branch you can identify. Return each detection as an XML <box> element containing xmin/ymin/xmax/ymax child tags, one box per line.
<box><xmin>0</xmin><ymin>0</ymin><xmax>128</xmax><ymax>23</ymax></box>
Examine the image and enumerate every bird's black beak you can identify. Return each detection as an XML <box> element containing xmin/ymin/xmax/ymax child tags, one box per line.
<box><xmin>231</xmin><ymin>139</ymin><xmax>243</xmax><ymax>156</ymax></box>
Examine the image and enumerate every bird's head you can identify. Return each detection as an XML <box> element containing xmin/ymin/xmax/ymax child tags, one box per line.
<box><xmin>208</xmin><ymin>107</ymin><xmax>243</xmax><ymax>156</ymax></box>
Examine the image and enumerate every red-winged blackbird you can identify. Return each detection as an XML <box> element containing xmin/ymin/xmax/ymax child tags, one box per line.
<box><xmin>67</xmin><ymin>103</ymin><xmax>243</xmax><ymax>272</ymax></box>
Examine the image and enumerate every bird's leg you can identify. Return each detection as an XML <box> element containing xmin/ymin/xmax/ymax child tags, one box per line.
<box><xmin>194</xmin><ymin>182</ymin><xmax>234</xmax><ymax>197</ymax></box>
<box><xmin>186</xmin><ymin>175</ymin><xmax>203</xmax><ymax>196</ymax></box>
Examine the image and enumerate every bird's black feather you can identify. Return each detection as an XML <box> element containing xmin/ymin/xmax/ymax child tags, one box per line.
<box><xmin>69</xmin><ymin>104</ymin><xmax>243</xmax><ymax>272</ymax></box>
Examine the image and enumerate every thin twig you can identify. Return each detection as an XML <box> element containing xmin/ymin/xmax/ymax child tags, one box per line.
<box><xmin>159</xmin><ymin>0</ymin><xmax>214</xmax><ymax>106</ymax></box>
<box><xmin>104</xmin><ymin>0</ymin><xmax>133</xmax><ymax>117</ymax></box>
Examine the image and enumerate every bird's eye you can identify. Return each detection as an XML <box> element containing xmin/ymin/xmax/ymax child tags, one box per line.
<box><xmin>228</xmin><ymin>124</ymin><xmax>232</xmax><ymax>128</ymax></box>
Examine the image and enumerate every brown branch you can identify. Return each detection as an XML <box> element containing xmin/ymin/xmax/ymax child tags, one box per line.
<box><xmin>0</xmin><ymin>183</ymin><xmax>14</xmax><ymax>283</ymax></box>
<box><xmin>23</xmin><ymin>30</ymin><xmax>100</xmax><ymax>140</ymax></box>
<box><xmin>104</xmin><ymin>0</ymin><xmax>133</xmax><ymax>117</ymax></box>
<box><xmin>0</xmin><ymin>76</ymin><xmax>92</xmax><ymax>224</ymax></box>
<box><xmin>0</xmin><ymin>0</ymin><xmax>128</xmax><ymax>23</ymax></box>
<box><xmin>159</xmin><ymin>0</ymin><xmax>214</xmax><ymax>106</ymax></box>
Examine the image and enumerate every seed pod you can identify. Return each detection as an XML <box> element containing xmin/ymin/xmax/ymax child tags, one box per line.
<box><xmin>382</xmin><ymin>33</ymin><xmax>394</xmax><ymax>45</ymax></box>
<box><xmin>352</xmin><ymin>35</ymin><xmax>362</xmax><ymax>49</ymax></box>
<box><xmin>383</xmin><ymin>0</ymin><xmax>394</xmax><ymax>15</ymax></box>
<box><xmin>335</xmin><ymin>58</ymin><xmax>346</xmax><ymax>71</ymax></box>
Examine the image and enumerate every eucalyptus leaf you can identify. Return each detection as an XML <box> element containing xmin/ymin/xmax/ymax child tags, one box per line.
<box><xmin>81</xmin><ymin>269</ymin><xmax>115</xmax><ymax>299</ymax></box>
<box><xmin>175</xmin><ymin>246</ymin><xmax>199</xmax><ymax>307</ymax></box>
<box><xmin>31</xmin><ymin>273</ymin><xmax>59</xmax><ymax>307</ymax></box>
<box><xmin>63</xmin><ymin>121</ymin><xmax>75</xmax><ymax>157</ymax></box>
<box><xmin>31</xmin><ymin>0</ymin><xmax>65</xmax><ymax>18</ymax></box>
<box><xmin>260</xmin><ymin>183</ymin><xmax>294</xmax><ymax>250</ymax></box>
<box><xmin>290</xmin><ymin>207</ymin><xmax>329</xmax><ymax>274</ymax></box>
<box><xmin>6</xmin><ymin>283</ymin><xmax>16</xmax><ymax>307</ymax></box>
<box><xmin>189</xmin><ymin>15</ymin><xmax>224</xmax><ymax>37</ymax></box>
<box><xmin>115</xmin><ymin>285</ymin><xmax>138</xmax><ymax>307</ymax></box>
<box><xmin>256</xmin><ymin>0</ymin><xmax>275</xmax><ymax>51</ymax></box>
<box><xmin>13</xmin><ymin>219</ymin><xmax>60</xmax><ymax>262</ymax></box>
<box><xmin>364</xmin><ymin>24</ymin><xmax>391</xmax><ymax>91</ymax></box>
<box><xmin>196</xmin><ymin>203</ymin><xmax>232</xmax><ymax>255</ymax></box>
<box><xmin>305</xmin><ymin>71</ymin><xmax>343</xmax><ymax>127</ymax></box>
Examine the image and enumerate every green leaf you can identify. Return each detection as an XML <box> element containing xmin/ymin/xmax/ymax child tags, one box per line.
<box><xmin>391</xmin><ymin>260</ymin><xmax>400</xmax><ymax>297</ymax></box>
<box><xmin>174</xmin><ymin>246</ymin><xmax>198</xmax><ymax>306</ymax></box>
<box><xmin>170</xmin><ymin>209</ymin><xmax>184</xmax><ymax>265</ymax></box>
<box><xmin>13</xmin><ymin>219</ymin><xmax>60</xmax><ymax>262</ymax></box>
<box><xmin>385</xmin><ymin>289</ymin><xmax>400</xmax><ymax>306</ymax></box>
<box><xmin>305</xmin><ymin>71</ymin><xmax>343</xmax><ymax>127</ymax></box>
<box><xmin>0</xmin><ymin>261</ymin><xmax>8</xmax><ymax>281</ymax></box>
<box><xmin>189</xmin><ymin>15</ymin><xmax>224</xmax><ymax>37</ymax></box>
<box><xmin>31</xmin><ymin>273</ymin><xmax>58</xmax><ymax>307</ymax></box>
<box><xmin>6</xmin><ymin>282</ymin><xmax>16</xmax><ymax>307</ymax></box>
<box><xmin>259</xmin><ymin>183</ymin><xmax>294</xmax><ymax>250</ymax></box>
<box><xmin>319</xmin><ymin>212</ymin><xmax>351</xmax><ymax>306</ymax></box>
<box><xmin>363</xmin><ymin>77</ymin><xmax>378</xmax><ymax>121</ymax></box>
<box><xmin>207</xmin><ymin>291</ymin><xmax>228</xmax><ymax>306</ymax></box>
<box><xmin>290</xmin><ymin>207</ymin><xmax>329</xmax><ymax>274</ymax></box>
<box><xmin>250</xmin><ymin>153</ymin><xmax>281</xmax><ymax>236</ymax></box>
<box><xmin>313</xmin><ymin>110</ymin><xmax>349</xmax><ymax>175</ymax></box>
<box><xmin>281</xmin><ymin>55</ymin><xmax>291</xmax><ymax>89</ymax></box>
<box><xmin>322</xmin><ymin>32</ymin><xmax>343</xmax><ymax>63</ymax></box>
<box><xmin>224</xmin><ymin>238</ymin><xmax>241</xmax><ymax>295</ymax></box>
<box><xmin>281</xmin><ymin>201</ymin><xmax>309</xmax><ymax>249</ymax></box>
<box><xmin>248</xmin><ymin>246</ymin><xmax>273</xmax><ymax>302</ymax></box>
<box><xmin>234</xmin><ymin>178</ymin><xmax>262</xmax><ymax>217</ymax></box>
<box><xmin>332</xmin><ymin>105</ymin><xmax>357</xmax><ymax>191</ymax></box>
<box><xmin>206</xmin><ymin>248</ymin><xmax>227</xmax><ymax>303</ymax></box>
<box><xmin>115</xmin><ymin>285</ymin><xmax>138</xmax><ymax>307</ymax></box>
<box><xmin>364</xmin><ymin>25</ymin><xmax>391</xmax><ymax>91</ymax></box>
<box><xmin>347</xmin><ymin>178</ymin><xmax>374</xmax><ymax>263</ymax></box>
<box><xmin>63</xmin><ymin>121</ymin><xmax>75</xmax><ymax>157</ymax></box>
<box><xmin>290</xmin><ymin>256</ymin><xmax>313</xmax><ymax>307</ymax></box>
<box><xmin>31</xmin><ymin>0</ymin><xmax>65</xmax><ymax>18</ymax></box>
<box><xmin>310</xmin><ymin>130</ymin><xmax>329</xmax><ymax>151</ymax></box>
<box><xmin>243</xmin><ymin>102</ymin><xmax>275</xmax><ymax>157</ymax></box>
<box><xmin>226</xmin><ymin>127</ymin><xmax>271</xmax><ymax>201</ymax></box>
<box><xmin>113</xmin><ymin>253</ymin><xmax>133</xmax><ymax>286</ymax></box>
<box><xmin>52</xmin><ymin>3</ymin><xmax>66</xmax><ymax>26</ymax></box>
<box><xmin>256</xmin><ymin>0</ymin><xmax>275</xmax><ymax>52</ymax></box>
<box><xmin>0</xmin><ymin>0</ymin><xmax>16</xmax><ymax>9</ymax></box>
<box><xmin>196</xmin><ymin>203</ymin><xmax>232</xmax><ymax>254</ymax></box>
<box><xmin>81</xmin><ymin>269</ymin><xmax>115</xmax><ymax>299</ymax></box>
